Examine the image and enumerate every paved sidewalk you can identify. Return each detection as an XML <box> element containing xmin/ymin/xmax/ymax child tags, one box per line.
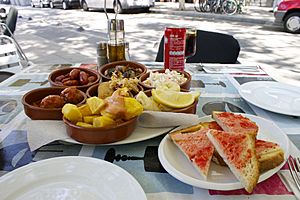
<box><xmin>1</xmin><ymin>2</ymin><xmax>299</xmax><ymax>86</ymax></box>
<box><xmin>152</xmin><ymin>2</ymin><xmax>275</xmax><ymax>25</ymax></box>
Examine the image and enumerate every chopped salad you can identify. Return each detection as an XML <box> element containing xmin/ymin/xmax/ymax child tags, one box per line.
<box><xmin>143</xmin><ymin>69</ymin><xmax>187</xmax><ymax>88</ymax></box>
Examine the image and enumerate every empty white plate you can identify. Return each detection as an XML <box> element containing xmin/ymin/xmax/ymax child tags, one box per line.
<box><xmin>239</xmin><ymin>81</ymin><xmax>300</xmax><ymax>116</ymax></box>
<box><xmin>0</xmin><ymin>156</ymin><xmax>147</xmax><ymax>200</ymax></box>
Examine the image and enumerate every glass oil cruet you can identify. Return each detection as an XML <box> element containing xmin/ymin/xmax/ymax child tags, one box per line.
<box><xmin>104</xmin><ymin>0</ymin><xmax>126</xmax><ymax>63</ymax></box>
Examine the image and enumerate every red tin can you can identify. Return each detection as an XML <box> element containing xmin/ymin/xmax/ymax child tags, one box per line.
<box><xmin>164</xmin><ymin>27</ymin><xmax>186</xmax><ymax>71</ymax></box>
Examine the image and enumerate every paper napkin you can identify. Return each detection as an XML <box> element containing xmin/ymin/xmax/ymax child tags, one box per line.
<box><xmin>138</xmin><ymin>111</ymin><xmax>200</xmax><ymax>128</ymax></box>
<box><xmin>26</xmin><ymin>120</ymin><xmax>69</xmax><ymax>151</ymax></box>
<box><xmin>26</xmin><ymin>111</ymin><xmax>201</xmax><ymax>152</ymax></box>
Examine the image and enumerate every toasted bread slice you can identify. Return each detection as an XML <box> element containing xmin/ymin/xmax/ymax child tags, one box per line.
<box><xmin>211</xmin><ymin>139</ymin><xmax>285</xmax><ymax>173</ymax></box>
<box><xmin>212</xmin><ymin>111</ymin><xmax>258</xmax><ymax>138</ymax></box>
<box><xmin>207</xmin><ymin>130</ymin><xmax>259</xmax><ymax>193</ymax></box>
<box><xmin>256</xmin><ymin>139</ymin><xmax>284</xmax><ymax>173</ymax></box>
<box><xmin>170</xmin><ymin>128</ymin><xmax>214</xmax><ymax>180</ymax></box>
<box><xmin>171</xmin><ymin>123</ymin><xmax>205</xmax><ymax>135</ymax></box>
<box><xmin>198</xmin><ymin>121</ymin><xmax>223</xmax><ymax>131</ymax></box>
<box><xmin>198</xmin><ymin>121</ymin><xmax>228</xmax><ymax>166</ymax></box>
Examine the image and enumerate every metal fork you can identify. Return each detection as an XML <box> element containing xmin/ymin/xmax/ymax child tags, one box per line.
<box><xmin>288</xmin><ymin>156</ymin><xmax>300</xmax><ymax>190</ymax></box>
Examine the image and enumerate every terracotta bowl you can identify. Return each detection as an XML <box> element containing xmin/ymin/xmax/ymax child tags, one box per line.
<box><xmin>22</xmin><ymin>87</ymin><xmax>87</xmax><ymax>120</ymax></box>
<box><xmin>86</xmin><ymin>83</ymin><xmax>144</xmax><ymax>98</ymax></box>
<box><xmin>144</xmin><ymin>89</ymin><xmax>198</xmax><ymax>114</ymax></box>
<box><xmin>99</xmin><ymin>61</ymin><xmax>147</xmax><ymax>82</ymax></box>
<box><xmin>48</xmin><ymin>67</ymin><xmax>100</xmax><ymax>92</ymax></box>
<box><xmin>63</xmin><ymin>116</ymin><xmax>138</xmax><ymax>144</ymax></box>
<box><xmin>139</xmin><ymin>69</ymin><xmax>191</xmax><ymax>91</ymax></box>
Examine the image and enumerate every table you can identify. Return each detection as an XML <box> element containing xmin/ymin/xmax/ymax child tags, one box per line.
<box><xmin>1</xmin><ymin>62</ymin><xmax>300</xmax><ymax>200</ymax></box>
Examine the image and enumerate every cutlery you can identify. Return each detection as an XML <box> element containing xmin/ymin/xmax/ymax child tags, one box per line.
<box><xmin>288</xmin><ymin>156</ymin><xmax>300</xmax><ymax>190</ymax></box>
<box><xmin>205</xmin><ymin>65</ymin><xmax>259</xmax><ymax>69</ymax></box>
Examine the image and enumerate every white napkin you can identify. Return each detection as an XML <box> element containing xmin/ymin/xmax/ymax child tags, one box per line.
<box><xmin>203</xmin><ymin>64</ymin><xmax>266</xmax><ymax>74</ymax></box>
<box><xmin>26</xmin><ymin>120</ymin><xmax>69</xmax><ymax>151</ymax></box>
<box><xmin>137</xmin><ymin>111</ymin><xmax>200</xmax><ymax>128</ymax></box>
<box><xmin>26</xmin><ymin>112</ymin><xmax>201</xmax><ymax>151</ymax></box>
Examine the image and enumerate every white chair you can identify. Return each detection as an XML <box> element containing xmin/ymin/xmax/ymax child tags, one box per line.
<box><xmin>0</xmin><ymin>22</ymin><xmax>30</xmax><ymax>68</ymax></box>
<box><xmin>0</xmin><ymin>34</ymin><xmax>23</xmax><ymax>74</ymax></box>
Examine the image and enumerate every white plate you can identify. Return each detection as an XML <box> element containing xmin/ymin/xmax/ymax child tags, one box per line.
<box><xmin>0</xmin><ymin>156</ymin><xmax>147</xmax><ymax>200</ymax></box>
<box><xmin>239</xmin><ymin>81</ymin><xmax>300</xmax><ymax>116</ymax></box>
<box><xmin>158</xmin><ymin>114</ymin><xmax>289</xmax><ymax>191</ymax></box>
<box><xmin>63</xmin><ymin>126</ymin><xmax>174</xmax><ymax>145</ymax></box>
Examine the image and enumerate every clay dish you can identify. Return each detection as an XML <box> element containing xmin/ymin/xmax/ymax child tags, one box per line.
<box><xmin>22</xmin><ymin>87</ymin><xmax>86</xmax><ymax>120</ymax></box>
<box><xmin>99</xmin><ymin>61</ymin><xmax>147</xmax><ymax>82</ymax></box>
<box><xmin>48</xmin><ymin>67</ymin><xmax>100</xmax><ymax>92</ymax></box>
<box><xmin>63</xmin><ymin>117</ymin><xmax>138</xmax><ymax>144</ymax></box>
<box><xmin>139</xmin><ymin>69</ymin><xmax>191</xmax><ymax>91</ymax></box>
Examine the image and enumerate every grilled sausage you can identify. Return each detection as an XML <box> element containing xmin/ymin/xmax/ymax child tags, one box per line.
<box><xmin>63</xmin><ymin>80</ymin><xmax>79</xmax><ymax>86</ymax></box>
<box><xmin>69</xmin><ymin>69</ymin><xmax>80</xmax><ymax>80</ymax></box>
<box><xmin>79</xmin><ymin>71</ymin><xmax>89</xmax><ymax>85</ymax></box>
<box><xmin>55</xmin><ymin>75</ymin><xmax>66</xmax><ymax>82</ymax></box>
<box><xmin>88</xmin><ymin>75</ymin><xmax>97</xmax><ymax>83</ymax></box>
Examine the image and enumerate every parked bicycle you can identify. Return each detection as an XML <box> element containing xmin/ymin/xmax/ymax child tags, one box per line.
<box><xmin>194</xmin><ymin>0</ymin><xmax>244</xmax><ymax>15</ymax></box>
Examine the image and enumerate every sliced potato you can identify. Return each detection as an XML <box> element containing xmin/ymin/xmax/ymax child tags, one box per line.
<box><xmin>78</xmin><ymin>104</ymin><xmax>92</xmax><ymax>116</ymax></box>
<box><xmin>124</xmin><ymin>97</ymin><xmax>143</xmax><ymax>120</ymax></box>
<box><xmin>93</xmin><ymin>116</ymin><xmax>115</xmax><ymax>127</ymax></box>
<box><xmin>86</xmin><ymin>97</ymin><xmax>106</xmax><ymax>115</ymax></box>
<box><xmin>83</xmin><ymin>115</ymin><xmax>101</xmax><ymax>124</ymax></box>
<box><xmin>62</xmin><ymin>103</ymin><xmax>82</xmax><ymax>123</ymax></box>
<box><xmin>76</xmin><ymin>122</ymin><xmax>93</xmax><ymax>128</ymax></box>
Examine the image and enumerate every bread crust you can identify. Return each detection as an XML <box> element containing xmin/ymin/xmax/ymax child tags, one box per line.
<box><xmin>213</xmin><ymin>140</ymin><xmax>285</xmax><ymax>174</ymax></box>
<box><xmin>169</xmin><ymin>126</ymin><xmax>214</xmax><ymax>180</ymax></box>
<box><xmin>207</xmin><ymin>130</ymin><xmax>259</xmax><ymax>193</ymax></box>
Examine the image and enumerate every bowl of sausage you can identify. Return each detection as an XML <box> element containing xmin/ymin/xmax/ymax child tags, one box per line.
<box><xmin>48</xmin><ymin>67</ymin><xmax>100</xmax><ymax>92</ymax></box>
<box><xmin>22</xmin><ymin>87</ymin><xmax>87</xmax><ymax>120</ymax></box>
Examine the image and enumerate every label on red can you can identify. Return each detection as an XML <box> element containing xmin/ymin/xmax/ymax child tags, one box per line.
<box><xmin>164</xmin><ymin>28</ymin><xmax>186</xmax><ymax>71</ymax></box>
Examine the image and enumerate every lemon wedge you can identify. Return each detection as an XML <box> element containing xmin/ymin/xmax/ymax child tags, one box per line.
<box><xmin>152</xmin><ymin>89</ymin><xmax>195</xmax><ymax>109</ymax></box>
<box><xmin>191</xmin><ymin>91</ymin><xmax>201</xmax><ymax>99</ymax></box>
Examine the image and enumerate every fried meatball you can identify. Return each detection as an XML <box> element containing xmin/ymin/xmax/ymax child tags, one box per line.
<box><xmin>60</xmin><ymin>87</ymin><xmax>84</xmax><ymax>104</ymax></box>
<box><xmin>40</xmin><ymin>95</ymin><xmax>65</xmax><ymax>108</ymax></box>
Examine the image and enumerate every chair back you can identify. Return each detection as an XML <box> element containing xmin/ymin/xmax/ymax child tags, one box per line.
<box><xmin>155</xmin><ymin>30</ymin><xmax>240</xmax><ymax>64</ymax></box>
<box><xmin>3</xmin><ymin>7</ymin><xmax>18</xmax><ymax>37</ymax></box>
<box><xmin>0</xmin><ymin>35</ymin><xmax>22</xmax><ymax>73</ymax></box>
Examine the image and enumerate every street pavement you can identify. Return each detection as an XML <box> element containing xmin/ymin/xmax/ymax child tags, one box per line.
<box><xmin>152</xmin><ymin>2</ymin><xmax>275</xmax><ymax>25</ymax></box>
<box><xmin>1</xmin><ymin>2</ymin><xmax>300</xmax><ymax>85</ymax></box>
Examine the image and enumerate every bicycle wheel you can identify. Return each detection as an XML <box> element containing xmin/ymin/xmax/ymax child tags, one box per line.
<box><xmin>194</xmin><ymin>0</ymin><xmax>210</xmax><ymax>12</ymax></box>
<box><xmin>222</xmin><ymin>0</ymin><xmax>237</xmax><ymax>15</ymax></box>
<box><xmin>194</xmin><ymin>0</ymin><xmax>202</xmax><ymax>12</ymax></box>
<box><xmin>201</xmin><ymin>1</ymin><xmax>212</xmax><ymax>12</ymax></box>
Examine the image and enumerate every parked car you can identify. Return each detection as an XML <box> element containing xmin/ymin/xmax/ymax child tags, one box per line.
<box><xmin>31</xmin><ymin>0</ymin><xmax>50</xmax><ymax>7</ymax></box>
<box><xmin>274</xmin><ymin>0</ymin><xmax>300</xmax><ymax>33</ymax></box>
<box><xmin>49</xmin><ymin>0</ymin><xmax>80</xmax><ymax>9</ymax></box>
<box><xmin>0</xmin><ymin>0</ymin><xmax>10</xmax><ymax>4</ymax></box>
<box><xmin>80</xmin><ymin>0</ymin><xmax>154</xmax><ymax>13</ymax></box>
